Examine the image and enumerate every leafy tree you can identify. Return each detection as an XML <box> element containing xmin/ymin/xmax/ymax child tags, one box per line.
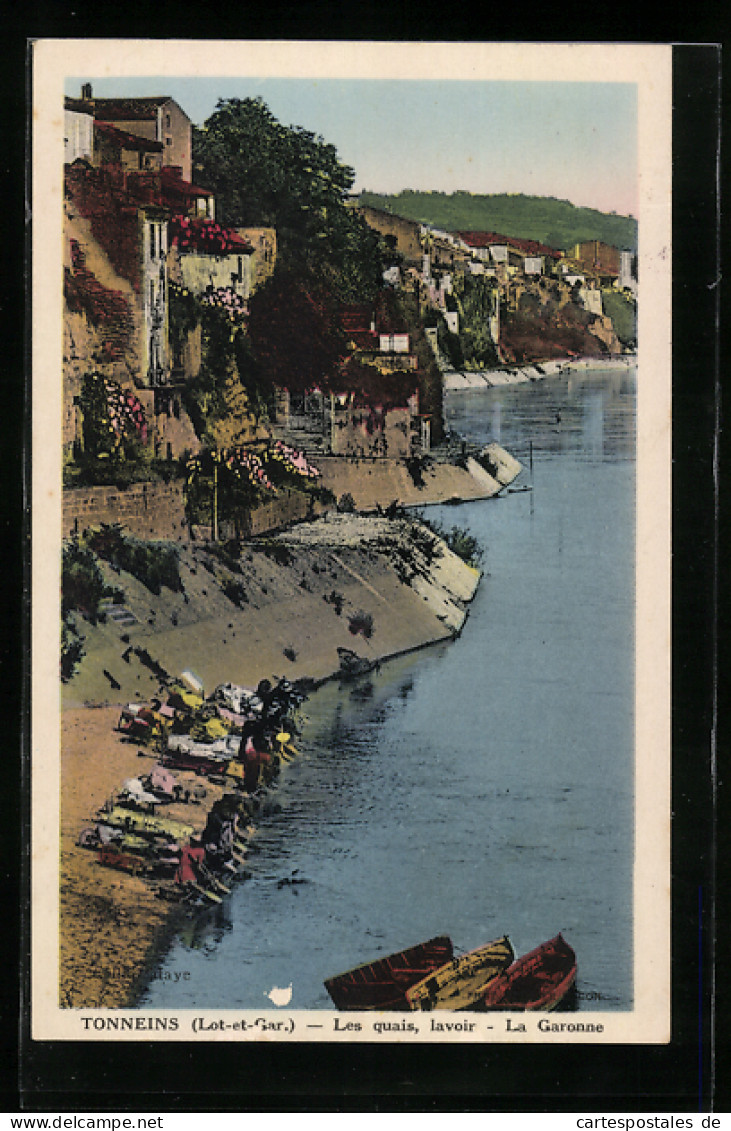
<box><xmin>246</xmin><ymin>269</ymin><xmax>347</xmax><ymax>395</ymax></box>
<box><xmin>193</xmin><ymin>97</ymin><xmax>382</xmax><ymax>299</ymax></box>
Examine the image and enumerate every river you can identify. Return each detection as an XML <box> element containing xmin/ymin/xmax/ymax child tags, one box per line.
<box><xmin>141</xmin><ymin>364</ymin><xmax>636</xmax><ymax>1013</ymax></box>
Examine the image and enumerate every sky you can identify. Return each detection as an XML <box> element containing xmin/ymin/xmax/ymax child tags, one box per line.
<box><xmin>65</xmin><ymin>75</ymin><xmax>638</xmax><ymax>218</ymax></box>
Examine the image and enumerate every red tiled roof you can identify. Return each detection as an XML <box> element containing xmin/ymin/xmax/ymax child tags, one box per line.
<box><xmin>455</xmin><ymin>230</ymin><xmax>562</xmax><ymax>258</ymax></box>
<box><xmin>94</xmin><ymin>121</ymin><xmax>163</xmax><ymax>153</ymax></box>
<box><xmin>159</xmin><ymin>167</ymin><xmax>212</xmax><ymax>198</ymax></box>
<box><xmin>93</xmin><ymin>96</ymin><xmax>190</xmax><ymax>122</ymax></box>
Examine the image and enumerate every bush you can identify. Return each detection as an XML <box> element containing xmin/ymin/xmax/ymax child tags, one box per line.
<box><xmin>415</xmin><ymin>515</ymin><xmax>483</xmax><ymax>569</ymax></box>
<box><xmin>259</xmin><ymin>540</ymin><xmax>293</xmax><ymax>566</ymax></box>
<box><xmin>60</xmin><ymin>617</ymin><xmax>85</xmax><ymax>682</ymax></box>
<box><xmin>86</xmin><ymin>525</ymin><xmax>183</xmax><ymax>595</ymax></box>
<box><xmin>62</xmin><ymin>538</ymin><xmax>106</xmax><ymax>621</ymax></box>
<box><xmin>444</xmin><ymin>526</ymin><xmax>483</xmax><ymax>568</ymax></box>
<box><xmin>337</xmin><ymin>492</ymin><xmax>356</xmax><ymax>513</ymax></box>
<box><xmin>222</xmin><ymin>577</ymin><xmax>248</xmax><ymax>607</ymax></box>
<box><xmin>348</xmin><ymin>610</ymin><xmax>374</xmax><ymax>639</ymax></box>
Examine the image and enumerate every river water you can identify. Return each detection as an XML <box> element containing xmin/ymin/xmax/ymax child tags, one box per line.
<box><xmin>142</xmin><ymin>365</ymin><xmax>636</xmax><ymax>1012</ymax></box>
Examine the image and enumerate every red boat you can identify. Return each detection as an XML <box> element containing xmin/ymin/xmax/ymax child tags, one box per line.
<box><xmin>479</xmin><ymin>933</ymin><xmax>577</xmax><ymax>1011</ymax></box>
<box><xmin>325</xmin><ymin>936</ymin><xmax>454</xmax><ymax>1010</ymax></box>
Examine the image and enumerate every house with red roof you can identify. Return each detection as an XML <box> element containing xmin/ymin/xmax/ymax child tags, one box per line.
<box><xmin>454</xmin><ymin>230</ymin><xmax>563</xmax><ymax>279</ymax></box>
<box><xmin>73</xmin><ymin>83</ymin><xmax>193</xmax><ymax>181</ymax></box>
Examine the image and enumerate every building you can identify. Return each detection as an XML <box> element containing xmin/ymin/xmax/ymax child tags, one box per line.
<box><xmin>236</xmin><ymin>227</ymin><xmax>278</xmax><ymax>292</ymax></box>
<box><xmin>573</xmin><ymin>240</ymin><xmax>621</xmax><ymax>284</ymax></box>
<box><xmin>74</xmin><ymin>84</ymin><xmax>193</xmax><ymax>181</ymax></box>
<box><xmin>92</xmin><ymin>121</ymin><xmax>164</xmax><ymax>172</ymax></box>
<box><xmin>454</xmin><ymin>231</ymin><xmax>563</xmax><ymax>279</ymax></box>
<box><xmin>170</xmin><ymin>217</ymin><xmax>255</xmax><ymax>302</ymax></box>
<box><xmin>64</xmin><ymin>97</ymin><xmax>94</xmax><ymax>164</ymax></box>
<box><xmin>618</xmin><ymin>250</ymin><xmax>638</xmax><ymax>295</ymax></box>
<box><xmin>276</xmin><ymin>291</ymin><xmax>427</xmax><ymax>459</ymax></box>
<box><xmin>356</xmin><ymin>205</ymin><xmax>423</xmax><ymax>268</ymax></box>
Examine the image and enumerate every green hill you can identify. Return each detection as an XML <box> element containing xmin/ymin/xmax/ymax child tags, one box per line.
<box><xmin>358</xmin><ymin>190</ymin><xmax>637</xmax><ymax>253</ymax></box>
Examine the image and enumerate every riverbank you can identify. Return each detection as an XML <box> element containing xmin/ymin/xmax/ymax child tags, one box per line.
<box><xmin>443</xmin><ymin>354</ymin><xmax>636</xmax><ymax>392</ymax></box>
<box><xmin>314</xmin><ymin>449</ymin><xmax>514</xmax><ymax>511</ymax></box>
<box><xmin>59</xmin><ymin>510</ymin><xmax>491</xmax><ymax>1007</ymax></box>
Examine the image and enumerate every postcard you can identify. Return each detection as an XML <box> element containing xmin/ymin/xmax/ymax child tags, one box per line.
<box><xmin>31</xmin><ymin>40</ymin><xmax>672</xmax><ymax>1045</ymax></box>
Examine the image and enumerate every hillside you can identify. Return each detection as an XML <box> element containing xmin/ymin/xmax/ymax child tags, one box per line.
<box><xmin>358</xmin><ymin>190</ymin><xmax>637</xmax><ymax>253</ymax></box>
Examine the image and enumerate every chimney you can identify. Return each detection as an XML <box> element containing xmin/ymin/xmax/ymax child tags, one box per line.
<box><xmin>81</xmin><ymin>83</ymin><xmax>93</xmax><ymax>101</ymax></box>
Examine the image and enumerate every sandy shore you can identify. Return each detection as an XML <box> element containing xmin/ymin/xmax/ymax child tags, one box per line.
<box><xmin>59</xmin><ymin>705</ymin><xmax>230</xmax><ymax>1008</ymax></box>
<box><xmin>58</xmin><ymin>514</ymin><xmax>485</xmax><ymax>1007</ymax></box>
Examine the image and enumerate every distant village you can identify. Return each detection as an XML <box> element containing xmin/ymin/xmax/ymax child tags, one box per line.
<box><xmin>63</xmin><ymin>85</ymin><xmax>637</xmax><ymax>542</ymax></box>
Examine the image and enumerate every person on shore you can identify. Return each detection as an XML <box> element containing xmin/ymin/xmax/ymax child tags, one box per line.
<box><xmin>240</xmin><ymin>728</ymin><xmax>272</xmax><ymax>793</ymax></box>
<box><xmin>201</xmin><ymin>797</ymin><xmax>238</xmax><ymax>870</ymax></box>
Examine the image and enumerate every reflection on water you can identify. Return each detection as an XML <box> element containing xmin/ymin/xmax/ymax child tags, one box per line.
<box><xmin>142</xmin><ymin>369</ymin><xmax>636</xmax><ymax>1013</ymax></box>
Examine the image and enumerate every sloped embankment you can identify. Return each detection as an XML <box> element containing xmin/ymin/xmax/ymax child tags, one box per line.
<box><xmin>63</xmin><ymin>514</ymin><xmax>482</xmax><ymax>709</ymax></box>
<box><xmin>58</xmin><ymin>514</ymin><xmax>482</xmax><ymax>1007</ymax></box>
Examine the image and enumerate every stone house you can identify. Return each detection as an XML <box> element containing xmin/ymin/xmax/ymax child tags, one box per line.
<box><xmin>74</xmin><ymin>84</ymin><xmax>193</xmax><ymax>181</ymax></box>
<box><xmin>573</xmin><ymin>240</ymin><xmax>621</xmax><ymax>285</ymax></box>
<box><xmin>63</xmin><ymin>160</ymin><xmax>199</xmax><ymax>459</ymax></box>
<box><xmin>356</xmin><ymin>205</ymin><xmax>423</xmax><ymax>267</ymax></box>
<box><xmin>277</xmin><ymin>294</ymin><xmax>426</xmax><ymax>459</ymax></box>
<box><xmin>64</xmin><ymin>97</ymin><xmax>94</xmax><ymax>164</ymax></box>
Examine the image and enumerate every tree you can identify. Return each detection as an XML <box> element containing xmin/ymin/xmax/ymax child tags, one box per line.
<box><xmin>193</xmin><ymin>97</ymin><xmax>382</xmax><ymax>300</ymax></box>
<box><xmin>246</xmin><ymin>269</ymin><xmax>347</xmax><ymax>395</ymax></box>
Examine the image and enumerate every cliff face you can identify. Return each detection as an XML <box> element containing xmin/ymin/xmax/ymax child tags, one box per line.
<box><xmin>62</xmin><ymin>514</ymin><xmax>481</xmax><ymax>708</ymax></box>
<box><xmin>499</xmin><ymin>279</ymin><xmax>621</xmax><ymax>363</ymax></box>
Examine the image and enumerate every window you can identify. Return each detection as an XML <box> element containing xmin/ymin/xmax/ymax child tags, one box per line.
<box><xmin>165</xmin><ymin>137</ymin><xmax>172</xmax><ymax>147</ymax></box>
<box><xmin>149</xmin><ymin>224</ymin><xmax>156</xmax><ymax>260</ymax></box>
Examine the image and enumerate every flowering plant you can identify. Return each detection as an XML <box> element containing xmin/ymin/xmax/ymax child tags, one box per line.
<box><xmin>266</xmin><ymin>440</ymin><xmax>321</xmax><ymax>480</ymax></box>
<box><xmin>201</xmin><ymin>286</ymin><xmax>248</xmax><ymax>324</ymax></box>
<box><xmin>186</xmin><ymin>447</ymin><xmax>275</xmax><ymax>493</ymax></box>
<box><xmin>80</xmin><ymin>372</ymin><xmax>148</xmax><ymax>457</ymax></box>
<box><xmin>170</xmin><ymin>215</ymin><xmax>243</xmax><ymax>256</ymax></box>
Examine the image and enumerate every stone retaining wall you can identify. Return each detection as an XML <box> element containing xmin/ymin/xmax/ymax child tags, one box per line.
<box><xmin>62</xmin><ymin>481</ymin><xmax>189</xmax><ymax>542</ymax></box>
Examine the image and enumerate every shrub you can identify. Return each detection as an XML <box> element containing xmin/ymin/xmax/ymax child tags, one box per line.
<box><xmin>444</xmin><ymin>526</ymin><xmax>483</xmax><ymax>568</ymax></box>
<box><xmin>60</xmin><ymin>617</ymin><xmax>85</xmax><ymax>682</ymax></box>
<box><xmin>260</xmin><ymin>540</ymin><xmax>293</xmax><ymax>566</ymax></box>
<box><xmin>348</xmin><ymin>610</ymin><xmax>374</xmax><ymax>639</ymax></box>
<box><xmin>222</xmin><ymin>577</ymin><xmax>248</xmax><ymax>607</ymax></box>
<box><xmin>337</xmin><ymin>492</ymin><xmax>356</xmax><ymax>513</ymax></box>
<box><xmin>62</xmin><ymin>538</ymin><xmax>106</xmax><ymax>621</ymax></box>
<box><xmin>415</xmin><ymin>515</ymin><xmax>483</xmax><ymax>569</ymax></box>
<box><xmin>86</xmin><ymin>525</ymin><xmax>182</xmax><ymax>595</ymax></box>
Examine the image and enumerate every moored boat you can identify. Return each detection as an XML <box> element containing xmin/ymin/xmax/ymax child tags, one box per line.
<box><xmin>479</xmin><ymin>933</ymin><xmax>577</xmax><ymax>1011</ymax></box>
<box><xmin>324</xmin><ymin>936</ymin><xmax>454</xmax><ymax>1010</ymax></box>
<box><xmin>405</xmin><ymin>935</ymin><xmax>514</xmax><ymax>1011</ymax></box>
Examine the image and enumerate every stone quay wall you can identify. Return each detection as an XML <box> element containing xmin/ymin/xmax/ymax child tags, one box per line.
<box><xmin>62</xmin><ymin>481</ymin><xmax>189</xmax><ymax>542</ymax></box>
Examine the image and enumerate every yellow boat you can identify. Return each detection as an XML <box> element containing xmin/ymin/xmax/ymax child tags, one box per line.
<box><xmin>405</xmin><ymin>935</ymin><xmax>514</xmax><ymax>1011</ymax></box>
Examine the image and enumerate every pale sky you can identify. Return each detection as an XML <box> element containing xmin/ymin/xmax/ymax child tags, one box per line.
<box><xmin>66</xmin><ymin>75</ymin><xmax>638</xmax><ymax>218</ymax></box>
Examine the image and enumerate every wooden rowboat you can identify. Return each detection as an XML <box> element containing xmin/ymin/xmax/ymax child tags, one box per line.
<box><xmin>405</xmin><ymin>935</ymin><xmax>514</xmax><ymax>1011</ymax></box>
<box><xmin>479</xmin><ymin>933</ymin><xmax>577</xmax><ymax>1012</ymax></box>
<box><xmin>324</xmin><ymin>936</ymin><xmax>454</xmax><ymax>1011</ymax></box>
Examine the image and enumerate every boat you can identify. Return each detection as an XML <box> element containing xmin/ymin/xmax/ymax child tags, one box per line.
<box><xmin>479</xmin><ymin>933</ymin><xmax>577</xmax><ymax>1011</ymax></box>
<box><xmin>405</xmin><ymin>936</ymin><xmax>514</xmax><ymax>1011</ymax></box>
<box><xmin>324</xmin><ymin>936</ymin><xmax>454</xmax><ymax>1010</ymax></box>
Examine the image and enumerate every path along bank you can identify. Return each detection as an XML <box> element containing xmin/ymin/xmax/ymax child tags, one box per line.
<box><xmin>59</xmin><ymin>448</ymin><xmax>520</xmax><ymax>1008</ymax></box>
<box><xmin>443</xmin><ymin>354</ymin><xmax>635</xmax><ymax>392</ymax></box>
